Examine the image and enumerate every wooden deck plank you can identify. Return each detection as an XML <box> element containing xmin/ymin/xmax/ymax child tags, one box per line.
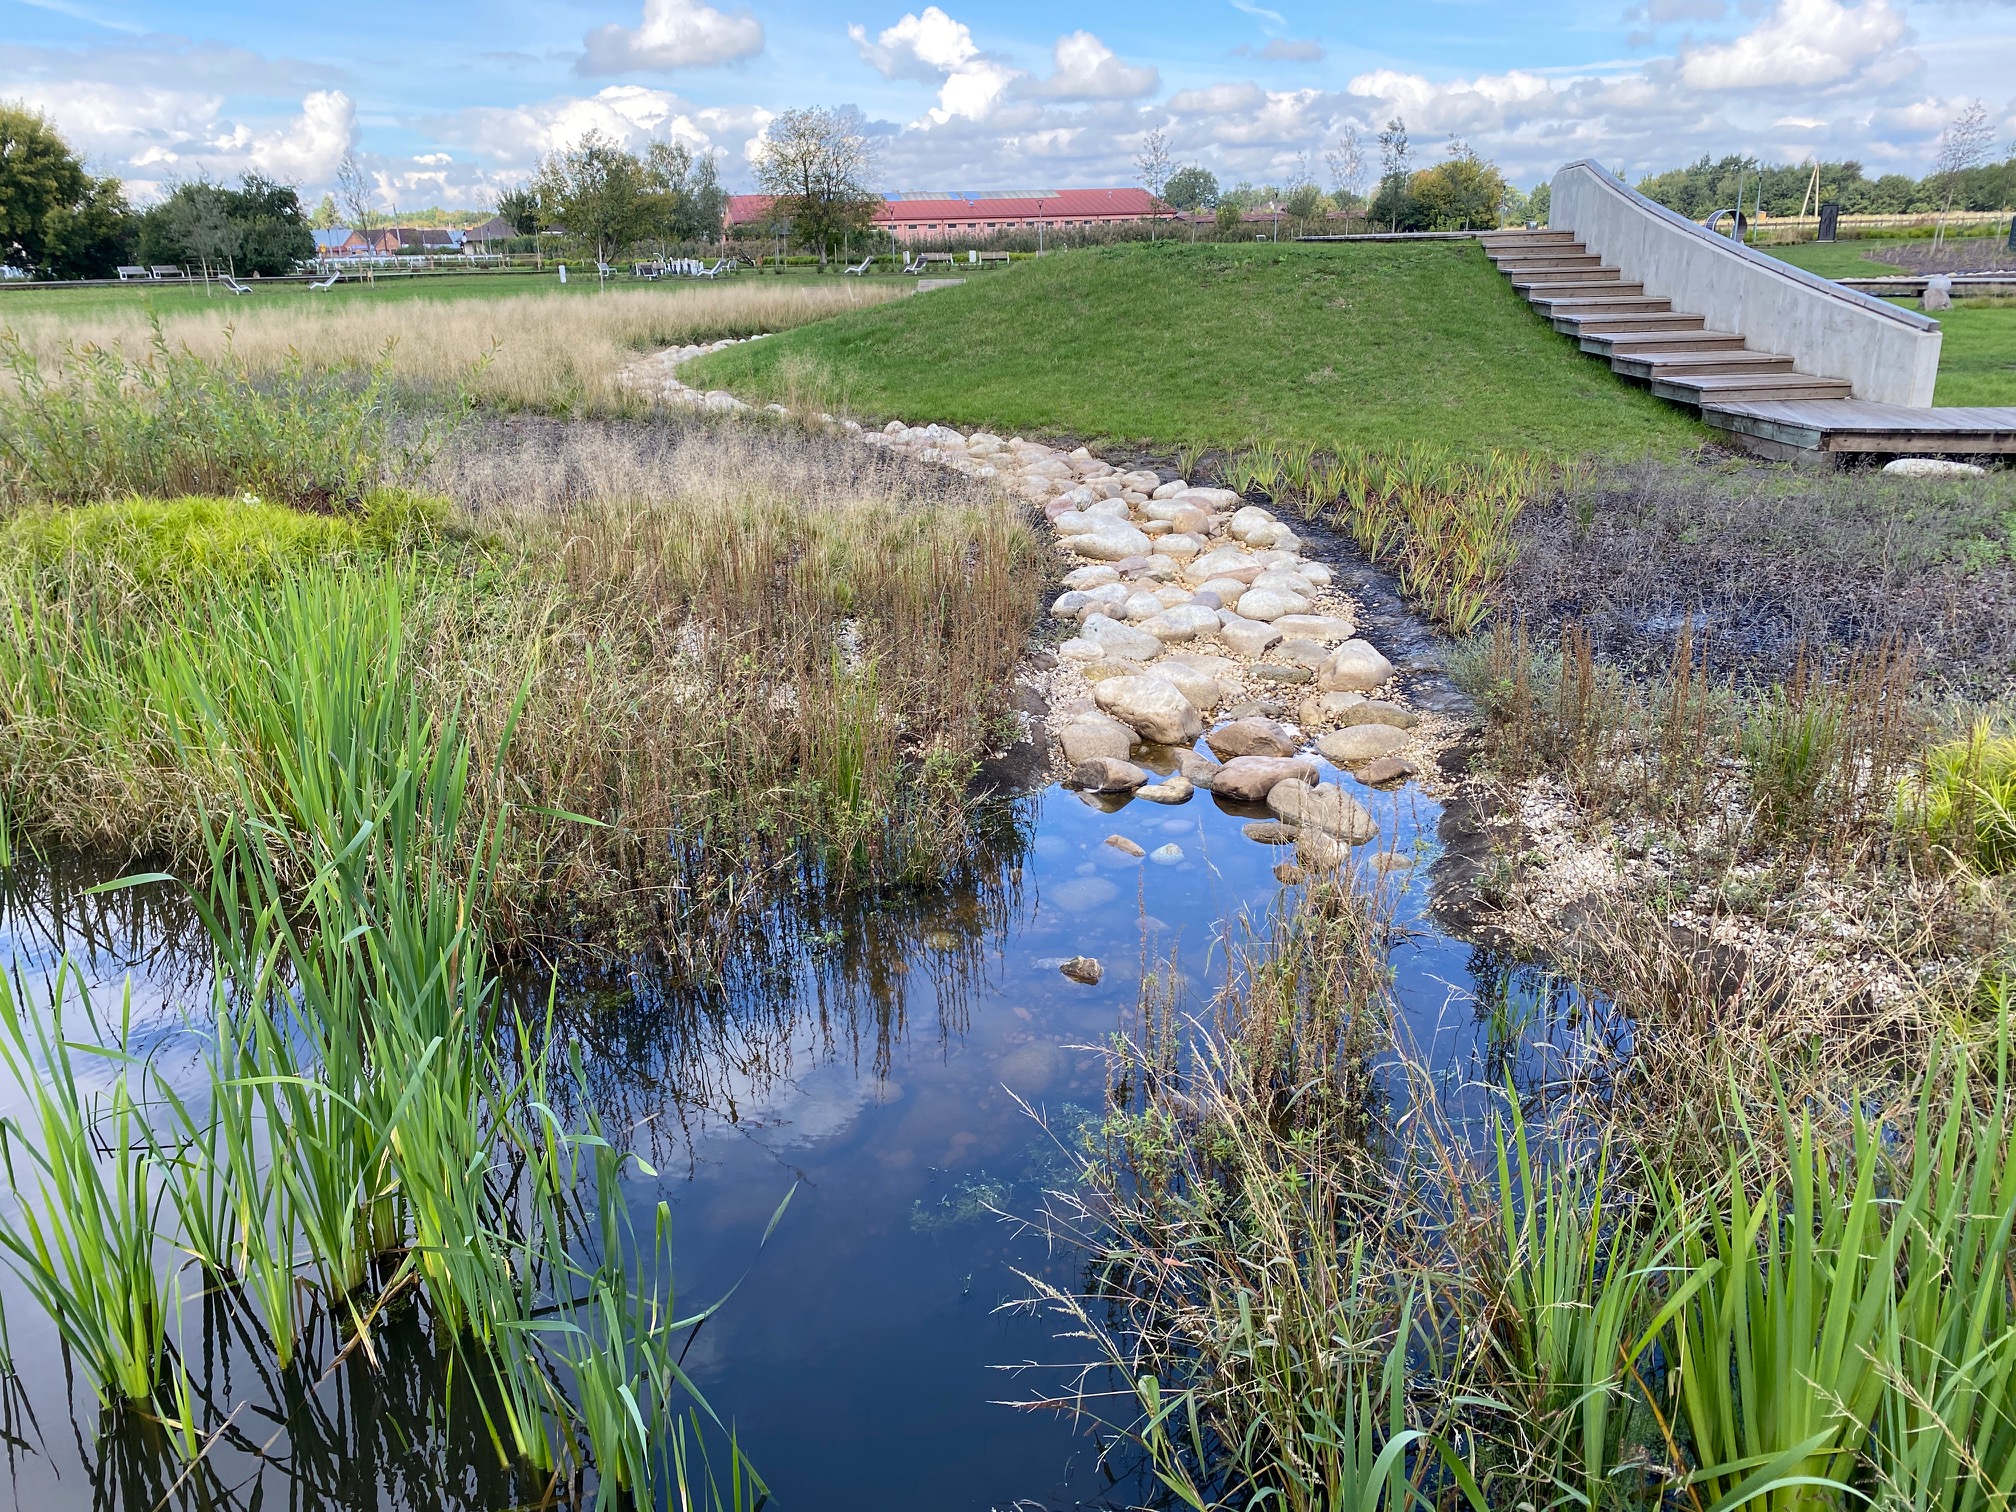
<box><xmin>1701</xmin><ymin>399</ymin><xmax>2016</xmax><ymax>455</ymax></box>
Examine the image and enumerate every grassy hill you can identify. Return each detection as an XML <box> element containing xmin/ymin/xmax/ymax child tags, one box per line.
<box><xmin>682</xmin><ymin>241</ymin><xmax>1707</xmax><ymax>457</ymax></box>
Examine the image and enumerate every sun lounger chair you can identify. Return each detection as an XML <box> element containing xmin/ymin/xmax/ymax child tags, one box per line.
<box><xmin>696</xmin><ymin>258</ymin><xmax>734</xmax><ymax>278</ymax></box>
<box><xmin>843</xmin><ymin>256</ymin><xmax>874</xmax><ymax>276</ymax></box>
<box><xmin>117</xmin><ymin>266</ymin><xmax>150</xmax><ymax>282</ymax></box>
<box><xmin>308</xmin><ymin>270</ymin><xmax>342</xmax><ymax>290</ymax></box>
<box><xmin>219</xmin><ymin>275</ymin><xmax>253</xmax><ymax>295</ymax></box>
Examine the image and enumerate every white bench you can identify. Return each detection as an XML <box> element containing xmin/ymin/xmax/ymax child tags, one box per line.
<box><xmin>117</xmin><ymin>266</ymin><xmax>150</xmax><ymax>281</ymax></box>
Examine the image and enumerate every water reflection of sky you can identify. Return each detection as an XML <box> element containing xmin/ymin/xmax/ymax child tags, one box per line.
<box><xmin>0</xmin><ymin>747</ymin><xmax>1628</xmax><ymax>1511</ymax></box>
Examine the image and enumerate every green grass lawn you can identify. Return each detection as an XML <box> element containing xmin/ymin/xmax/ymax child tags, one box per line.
<box><xmin>682</xmin><ymin>241</ymin><xmax>1707</xmax><ymax>458</ymax></box>
<box><xmin>0</xmin><ymin>267</ymin><xmax>883</xmax><ymax>322</ymax></box>
<box><xmin>1923</xmin><ymin>300</ymin><xmax>2016</xmax><ymax>407</ymax></box>
<box><xmin>1759</xmin><ymin>241</ymin><xmax>1910</xmax><ymax>279</ymax></box>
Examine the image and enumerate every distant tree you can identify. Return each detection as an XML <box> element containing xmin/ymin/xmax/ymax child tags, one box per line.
<box><xmin>43</xmin><ymin>176</ymin><xmax>136</xmax><ymax>278</ymax></box>
<box><xmin>309</xmin><ymin>192</ymin><xmax>340</xmax><ymax>229</ymax></box>
<box><xmin>136</xmin><ymin>176</ymin><xmax>311</xmax><ymax>277</ymax></box>
<box><xmin>1408</xmin><ymin>143</ymin><xmax>1508</xmax><ymax>230</ymax></box>
<box><xmin>496</xmin><ymin>185</ymin><xmax>542</xmax><ymax>236</ymax></box>
<box><xmin>1163</xmin><ymin>165</ymin><xmax>1218</xmax><ymax>213</ymax></box>
<box><xmin>1932</xmin><ymin>100</ymin><xmax>1996</xmax><ymax>248</ymax></box>
<box><xmin>1215</xmin><ymin>200</ymin><xmax>1243</xmax><ymax>234</ymax></box>
<box><xmin>1374</xmin><ymin>117</ymin><xmax>1411</xmax><ymax>232</ymax></box>
<box><xmin>753</xmin><ymin>106</ymin><xmax>881</xmax><ymax>264</ymax></box>
<box><xmin>336</xmin><ymin>151</ymin><xmax>382</xmax><ymax>252</ymax></box>
<box><xmin>533</xmin><ymin>131</ymin><xmax>659</xmax><ymax>272</ymax></box>
<box><xmin>228</xmin><ymin>174</ymin><xmax>316</xmax><ymax>273</ymax></box>
<box><xmin>0</xmin><ymin>103</ymin><xmax>131</xmax><ymax>276</ymax></box>
<box><xmin>642</xmin><ymin>139</ymin><xmax>729</xmax><ymax>245</ymax></box>
<box><xmin>1527</xmin><ymin>180</ymin><xmax>1551</xmax><ymax>225</ymax></box>
<box><xmin>1325</xmin><ymin>124</ymin><xmax>1368</xmax><ymax>216</ymax></box>
<box><xmin>1134</xmin><ymin>126</ymin><xmax>1174</xmax><ymax>240</ymax></box>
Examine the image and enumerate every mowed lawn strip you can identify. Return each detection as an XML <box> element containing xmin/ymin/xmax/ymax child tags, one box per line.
<box><xmin>0</xmin><ymin>268</ymin><xmax>913</xmax><ymax>322</ymax></box>
<box><xmin>1926</xmin><ymin>301</ymin><xmax>2016</xmax><ymax>408</ymax></box>
<box><xmin>684</xmin><ymin>241</ymin><xmax>1707</xmax><ymax>457</ymax></box>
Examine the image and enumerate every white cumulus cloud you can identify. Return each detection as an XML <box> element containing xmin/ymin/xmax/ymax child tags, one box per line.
<box><xmin>579</xmin><ymin>0</ymin><xmax>764</xmax><ymax>76</ymax></box>
<box><xmin>850</xmin><ymin>7</ymin><xmax>1018</xmax><ymax>123</ymax></box>
<box><xmin>1676</xmin><ymin>0</ymin><xmax>1910</xmax><ymax>90</ymax></box>
<box><xmin>1023</xmin><ymin>32</ymin><xmax>1158</xmax><ymax>100</ymax></box>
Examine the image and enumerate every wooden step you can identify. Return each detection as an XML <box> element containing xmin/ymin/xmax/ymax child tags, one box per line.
<box><xmin>1581</xmin><ymin>329</ymin><xmax>1749</xmax><ymax>355</ymax></box>
<box><xmin>1506</xmin><ymin>265</ymin><xmax>1619</xmax><ymax>285</ymax></box>
<box><xmin>1492</xmin><ymin>254</ymin><xmax>1601</xmax><ymax>272</ymax></box>
<box><xmin>1529</xmin><ymin>293</ymin><xmax>1673</xmax><ymax>316</ymax></box>
<box><xmin>1609</xmin><ymin>350</ymin><xmax>1795</xmax><ymax>380</ymax></box>
<box><xmin>1480</xmin><ymin>230</ymin><xmax>1579</xmax><ymax>247</ymax></box>
<box><xmin>1511</xmin><ymin>276</ymin><xmax>1636</xmax><ymax>296</ymax></box>
<box><xmin>1554</xmin><ymin>310</ymin><xmax>1706</xmax><ymax>334</ymax></box>
<box><xmin>1653</xmin><ymin>372</ymin><xmax>1855</xmax><ymax>404</ymax></box>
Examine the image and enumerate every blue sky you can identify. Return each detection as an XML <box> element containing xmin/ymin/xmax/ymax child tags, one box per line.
<box><xmin>4</xmin><ymin>0</ymin><xmax>2012</xmax><ymax>209</ymax></box>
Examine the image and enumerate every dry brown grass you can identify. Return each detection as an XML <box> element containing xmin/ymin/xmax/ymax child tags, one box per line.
<box><xmin>0</xmin><ymin>281</ymin><xmax>901</xmax><ymax>412</ymax></box>
<box><xmin>427</xmin><ymin>415</ymin><xmax>1048</xmax><ymax>955</ymax></box>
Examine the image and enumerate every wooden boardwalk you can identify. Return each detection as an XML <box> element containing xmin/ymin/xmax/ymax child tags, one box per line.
<box><xmin>1481</xmin><ymin>230</ymin><xmax>2016</xmax><ymax>458</ymax></box>
<box><xmin>1699</xmin><ymin>399</ymin><xmax>2016</xmax><ymax>457</ymax></box>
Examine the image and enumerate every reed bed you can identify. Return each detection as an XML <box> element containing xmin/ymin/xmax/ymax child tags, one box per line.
<box><xmin>1021</xmin><ymin>869</ymin><xmax>2016</xmax><ymax>1512</ymax></box>
<box><xmin>1219</xmin><ymin>441</ymin><xmax>1550</xmax><ymax>633</ymax></box>
<box><xmin>0</xmin><ymin>418</ymin><xmax>1046</xmax><ymax>956</ymax></box>
<box><xmin>0</xmin><ymin>280</ymin><xmax>900</xmax><ymax>412</ymax></box>
<box><xmin>0</xmin><ymin>581</ymin><xmax>770</xmax><ymax>1503</ymax></box>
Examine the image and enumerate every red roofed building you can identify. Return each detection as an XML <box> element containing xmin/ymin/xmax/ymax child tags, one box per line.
<box><xmin>725</xmin><ymin>188</ymin><xmax>1167</xmax><ymax>244</ymax></box>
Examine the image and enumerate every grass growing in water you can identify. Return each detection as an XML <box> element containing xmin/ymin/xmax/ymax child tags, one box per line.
<box><xmin>0</xmin><ymin>562</ymin><xmax>775</xmax><ymax>1503</ymax></box>
<box><xmin>1027</xmin><ymin>871</ymin><xmax>2016</xmax><ymax>1512</ymax></box>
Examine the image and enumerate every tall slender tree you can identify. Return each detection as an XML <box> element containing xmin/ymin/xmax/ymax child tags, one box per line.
<box><xmin>753</xmin><ymin>106</ymin><xmax>881</xmax><ymax>265</ymax></box>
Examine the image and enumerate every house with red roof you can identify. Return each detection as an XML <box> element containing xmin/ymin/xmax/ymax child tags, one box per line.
<box><xmin>726</xmin><ymin>188</ymin><xmax>1167</xmax><ymax>244</ymax></box>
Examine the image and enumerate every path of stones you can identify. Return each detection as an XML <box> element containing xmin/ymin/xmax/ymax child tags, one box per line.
<box><xmin>626</xmin><ymin>338</ymin><xmax>1430</xmax><ymax>884</ymax></box>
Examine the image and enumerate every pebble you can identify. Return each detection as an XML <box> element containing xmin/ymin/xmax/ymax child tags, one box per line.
<box><xmin>1213</xmin><ymin>756</ymin><xmax>1319</xmax><ymax>803</ymax></box>
<box><xmin>1267</xmin><ymin>781</ymin><xmax>1378</xmax><ymax>844</ymax></box>
<box><xmin>1317</xmin><ymin>725</ymin><xmax>1413</xmax><ymax>764</ymax></box>
<box><xmin>1356</xmin><ymin>756</ymin><xmax>1417</xmax><ymax>786</ymax></box>
<box><xmin>1149</xmin><ymin>844</ymin><xmax>1185</xmax><ymax>865</ymax></box>
<box><xmin>1137</xmin><ymin>775</ymin><xmax>1196</xmax><ymax>804</ymax></box>
<box><xmin>1059</xmin><ymin>956</ymin><xmax>1104</xmax><ymax>984</ymax></box>
<box><xmin>1242</xmin><ymin>821</ymin><xmax>1299</xmax><ymax>845</ymax></box>
<box><xmin>1205</xmin><ymin>717</ymin><xmax>1300</xmax><ymax>760</ymax></box>
<box><xmin>1106</xmin><ymin>834</ymin><xmax>1146</xmax><ymax>857</ymax></box>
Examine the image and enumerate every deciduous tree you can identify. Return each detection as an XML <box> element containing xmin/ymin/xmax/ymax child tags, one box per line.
<box><xmin>753</xmin><ymin>106</ymin><xmax>881</xmax><ymax>264</ymax></box>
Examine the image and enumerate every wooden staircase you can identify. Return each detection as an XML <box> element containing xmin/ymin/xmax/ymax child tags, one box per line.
<box><xmin>1481</xmin><ymin>230</ymin><xmax>1854</xmax><ymax>405</ymax></box>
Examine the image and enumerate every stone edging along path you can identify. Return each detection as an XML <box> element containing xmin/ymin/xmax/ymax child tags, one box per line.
<box><xmin>622</xmin><ymin>341</ymin><xmax>1453</xmax><ymax>879</ymax></box>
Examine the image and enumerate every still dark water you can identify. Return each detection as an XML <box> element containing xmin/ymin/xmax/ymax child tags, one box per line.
<box><xmin>0</xmin><ymin>750</ymin><xmax>1625</xmax><ymax>1510</ymax></box>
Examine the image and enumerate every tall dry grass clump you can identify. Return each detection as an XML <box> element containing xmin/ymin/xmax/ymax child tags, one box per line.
<box><xmin>0</xmin><ymin>415</ymin><xmax>1044</xmax><ymax>956</ymax></box>
<box><xmin>1021</xmin><ymin>870</ymin><xmax>2016</xmax><ymax>1512</ymax></box>
<box><xmin>0</xmin><ymin>280</ymin><xmax>899</xmax><ymax>412</ymax></box>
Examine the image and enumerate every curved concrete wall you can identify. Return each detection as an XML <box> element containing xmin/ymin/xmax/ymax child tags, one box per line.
<box><xmin>1550</xmin><ymin>161</ymin><xmax>1942</xmax><ymax>407</ymax></box>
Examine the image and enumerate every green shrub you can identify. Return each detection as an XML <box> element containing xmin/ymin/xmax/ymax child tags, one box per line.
<box><xmin>1899</xmin><ymin>720</ymin><xmax>2016</xmax><ymax>872</ymax></box>
<box><xmin>0</xmin><ymin>491</ymin><xmax>450</xmax><ymax>594</ymax></box>
<box><xmin>0</xmin><ymin>323</ymin><xmax>462</xmax><ymax>511</ymax></box>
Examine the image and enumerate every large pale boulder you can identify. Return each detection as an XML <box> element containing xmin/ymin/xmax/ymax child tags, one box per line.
<box><xmin>1065</xmin><ymin>757</ymin><xmax>1150</xmax><ymax>794</ymax></box>
<box><xmin>1317</xmin><ymin>725</ymin><xmax>1412</xmax><ymax>765</ymax></box>
<box><xmin>1051</xmin><ymin>511</ymin><xmax>1098</xmax><ymax>536</ymax></box>
<box><xmin>1178</xmin><ymin>487</ymin><xmax>1242</xmax><ymax>508</ymax></box>
<box><xmin>1235</xmin><ymin>588</ymin><xmax>1313</xmax><ymax>622</ymax></box>
<box><xmin>1318</xmin><ymin>639</ymin><xmax>1396</xmax><ymax>693</ymax></box>
<box><xmin>1055</xmin><ymin>711</ymin><xmax>1134</xmax><ymax>765</ymax></box>
<box><xmin>1335</xmin><ymin>700</ymin><xmax>1420</xmax><ymax>731</ymax></box>
<box><xmin>1094</xmin><ymin>676</ymin><xmax>1204</xmax><ymax>745</ymax></box>
<box><xmin>1228</xmin><ymin>506</ymin><xmax>1279</xmax><ymax>543</ymax></box>
<box><xmin>1187</xmin><ymin>547</ymin><xmax>1263</xmax><ymax>582</ymax></box>
<box><xmin>1080</xmin><ymin>614</ymin><xmax>1165</xmax><ymax>661</ymax></box>
<box><xmin>1272</xmin><ymin>615</ymin><xmax>1356</xmax><ymax>643</ymax></box>
<box><xmin>1298</xmin><ymin>692</ymin><xmax>1367</xmax><ymax>726</ymax></box>
<box><xmin>1152</xmin><ymin>533</ymin><xmax>1206</xmax><ymax>561</ymax></box>
<box><xmin>1212</xmin><ymin>756</ymin><xmax>1319</xmax><ymax>803</ymax></box>
<box><xmin>1205</xmin><ymin>718</ymin><xmax>1300</xmax><ymax>760</ymax></box>
<box><xmin>1153</xmin><ymin>660</ymin><xmax>1225</xmax><ymax>711</ymax></box>
<box><xmin>1063</xmin><ymin>564</ymin><xmax>1121</xmax><ymax>590</ymax></box>
<box><xmin>1072</xmin><ymin>524</ymin><xmax>1154</xmax><ymax>561</ymax></box>
<box><xmin>1218</xmin><ymin>617</ymin><xmax>1282</xmax><ymax>657</ymax></box>
<box><xmin>1267</xmin><ymin>780</ymin><xmax>1377</xmax><ymax>843</ymax></box>
<box><xmin>1142</xmin><ymin>605</ymin><xmax>1223</xmax><ymax>643</ymax></box>
<box><xmin>1176</xmin><ymin>749</ymin><xmax>1224</xmax><ymax>789</ymax></box>
<box><xmin>1150</xmin><ymin>479</ymin><xmax>1190</xmax><ymax>499</ymax></box>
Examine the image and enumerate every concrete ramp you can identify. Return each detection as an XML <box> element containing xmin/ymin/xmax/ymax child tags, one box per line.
<box><xmin>1548</xmin><ymin>160</ymin><xmax>1942</xmax><ymax>407</ymax></box>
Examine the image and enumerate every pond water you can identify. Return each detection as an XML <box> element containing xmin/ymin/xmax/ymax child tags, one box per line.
<box><xmin>0</xmin><ymin>718</ymin><xmax>1629</xmax><ymax>1510</ymax></box>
